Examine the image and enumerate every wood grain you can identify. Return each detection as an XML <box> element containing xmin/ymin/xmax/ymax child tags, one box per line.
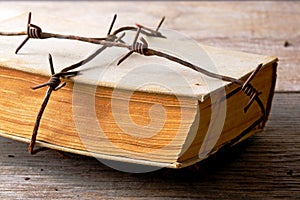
<box><xmin>0</xmin><ymin>93</ymin><xmax>299</xmax><ymax>199</ymax></box>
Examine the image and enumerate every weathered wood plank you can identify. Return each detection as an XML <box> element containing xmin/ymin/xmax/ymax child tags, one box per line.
<box><xmin>0</xmin><ymin>1</ymin><xmax>299</xmax><ymax>91</ymax></box>
<box><xmin>0</xmin><ymin>93</ymin><xmax>299</xmax><ymax>199</ymax></box>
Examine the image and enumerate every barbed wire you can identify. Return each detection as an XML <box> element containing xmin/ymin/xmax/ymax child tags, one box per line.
<box><xmin>0</xmin><ymin>12</ymin><xmax>265</xmax><ymax>154</ymax></box>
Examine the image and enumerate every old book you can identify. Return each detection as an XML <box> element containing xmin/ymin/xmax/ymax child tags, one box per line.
<box><xmin>0</xmin><ymin>13</ymin><xmax>277</xmax><ymax>169</ymax></box>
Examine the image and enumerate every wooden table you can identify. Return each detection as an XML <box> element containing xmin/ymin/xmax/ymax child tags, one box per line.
<box><xmin>0</xmin><ymin>1</ymin><xmax>299</xmax><ymax>199</ymax></box>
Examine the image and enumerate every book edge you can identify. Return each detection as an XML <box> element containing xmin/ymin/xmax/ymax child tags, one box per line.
<box><xmin>0</xmin><ymin>128</ymin><xmax>263</xmax><ymax>169</ymax></box>
<box><xmin>0</xmin><ymin>131</ymin><xmax>182</xmax><ymax>169</ymax></box>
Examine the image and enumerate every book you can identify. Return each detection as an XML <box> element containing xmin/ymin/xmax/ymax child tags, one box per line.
<box><xmin>0</xmin><ymin>13</ymin><xmax>277</xmax><ymax>169</ymax></box>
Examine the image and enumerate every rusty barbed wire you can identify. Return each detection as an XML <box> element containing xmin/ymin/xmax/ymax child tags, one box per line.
<box><xmin>0</xmin><ymin>12</ymin><xmax>265</xmax><ymax>153</ymax></box>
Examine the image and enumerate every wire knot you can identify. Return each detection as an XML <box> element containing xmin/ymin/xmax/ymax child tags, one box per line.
<box><xmin>117</xmin><ymin>27</ymin><xmax>150</xmax><ymax>65</ymax></box>
<box><xmin>132</xmin><ymin>37</ymin><xmax>148</xmax><ymax>55</ymax></box>
<box><xmin>31</xmin><ymin>54</ymin><xmax>78</xmax><ymax>91</ymax></box>
<box><xmin>242</xmin><ymin>83</ymin><xmax>262</xmax><ymax>113</ymax></box>
<box><xmin>47</xmin><ymin>75</ymin><xmax>61</xmax><ymax>89</ymax></box>
<box><xmin>15</xmin><ymin>12</ymin><xmax>44</xmax><ymax>54</ymax></box>
<box><xmin>241</xmin><ymin>63</ymin><xmax>263</xmax><ymax>113</ymax></box>
<box><xmin>27</xmin><ymin>24</ymin><xmax>42</xmax><ymax>39</ymax></box>
<box><xmin>242</xmin><ymin>83</ymin><xmax>258</xmax><ymax>97</ymax></box>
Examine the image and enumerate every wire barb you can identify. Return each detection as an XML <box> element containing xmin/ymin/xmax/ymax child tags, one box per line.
<box><xmin>156</xmin><ymin>16</ymin><xmax>165</xmax><ymax>32</ymax></box>
<box><xmin>136</xmin><ymin>16</ymin><xmax>166</xmax><ymax>38</ymax></box>
<box><xmin>15</xmin><ymin>12</ymin><xmax>44</xmax><ymax>54</ymax></box>
<box><xmin>108</xmin><ymin>14</ymin><xmax>117</xmax><ymax>36</ymax></box>
<box><xmin>28</xmin><ymin>54</ymin><xmax>78</xmax><ymax>154</ymax></box>
<box><xmin>241</xmin><ymin>63</ymin><xmax>264</xmax><ymax>113</ymax></box>
<box><xmin>117</xmin><ymin>27</ymin><xmax>150</xmax><ymax>65</ymax></box>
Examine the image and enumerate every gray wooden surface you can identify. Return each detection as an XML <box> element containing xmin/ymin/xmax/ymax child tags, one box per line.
<box><xmin>0</xmin><ymin>1</ymin><xmax>299</xmax><ymax>199</ymax></box>
<box><xmin>0</xmin><ymin>93</ymin><xmax>299</xmax><ymax>199</ymax></box>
